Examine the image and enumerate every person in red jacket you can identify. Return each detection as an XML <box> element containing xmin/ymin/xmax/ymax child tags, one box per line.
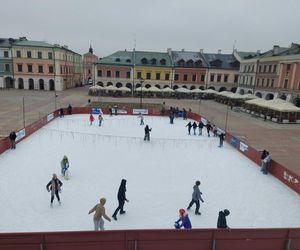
<box><xmin>89</xmin><ymin>113</ymin><xmax>95</xmax><ymax>125</ymax></box>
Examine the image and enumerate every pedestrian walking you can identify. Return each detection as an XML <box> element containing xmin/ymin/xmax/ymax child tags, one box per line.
<box><xmin>144</xmin><ymin>125</ymin><xmax>152</xmax><ymax>141</ymax></box>
<box><xmin>187</xmin><ymin>180</ymin><xmax>204</xmax><ymax>215</ymax></box>
<box><xmin>46</xmin><ymin>174</ymin><xmax>63</xmax><ymax>207</ymax></box>
<box><xmin>112</xmin><ymin>179</ymin><xmax>129</xmax><ymax>220</ymax></box>
<box><xmin>88</xmin><ymin>198</ymin><xmax>111</xmax><ymax>230</ymax></box>
<box><xmin>9</xmin><ymin>131</ymin><xmax>17</xmax><ymax>149</ymax></box>
<box><xmin>174</xmin><ymin>209</ymin><xmax>192</xmax><ymax>229</ymax></box>
<box><xmin>186</xmin><ymin>122</ymin><xmax>192</xmax><ymax>135</ymax></box>
<box><xmin>217</xmin><ymin>209</ymin><xmax>230</xmax><ymax>229</ymax></box>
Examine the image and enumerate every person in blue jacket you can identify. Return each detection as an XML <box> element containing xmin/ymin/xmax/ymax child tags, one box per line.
<box><xmin>174</xmin><ymin>209</ymin><xmax>192</xmax><ymax>229</ymax></box>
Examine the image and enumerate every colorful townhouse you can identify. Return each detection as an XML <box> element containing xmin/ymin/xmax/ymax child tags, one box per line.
<box><xmin>0</xmin><ymin>38</ymin><xmax>14</xmax><ymax>88</ymax></box>
<box><xmin>83</xmin><ymin>46</ymin><xmax>98</xmax><ymax>85</ymax></box>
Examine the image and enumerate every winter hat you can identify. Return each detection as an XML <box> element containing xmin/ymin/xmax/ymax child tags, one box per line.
<box><xmin>224</xmin><ymin>209</ymin><xmax>230</xmax><ymax>216</ymax></box>
<box><xmin>179</xmin><ymin>208</ymin><xmax>185</xmax><ymax>216</ymax></box>
<box><xmin>196</xmin><ymin>180</ymin><xmax>200</xmax><ymax>186</ymax></box>
<box><xmin>100</xmin><ymin>198</ymin><xmax>106</xmax><ymax>205</ymax></box>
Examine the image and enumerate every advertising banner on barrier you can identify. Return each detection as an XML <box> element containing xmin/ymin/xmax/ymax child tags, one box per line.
<box><xmin>230</xmin><ymin>136</ymin><xmax>238</xmax><ymax>147</ymax></box>
<box><xmin>16</xmin><ymin>129</ymin><xmax>26</xmax><ymax>142</ymax></box>
<box><xmin>112</xmin><ymin>108</ymin><xmax>127</xmax><ymax>114</ymax></box>
<box><xmin>239</xmin><ymin>142</ymin><xmax>248</xmax><ymax>152</ymax></box>
<box><xmin>133</xmin><ymin>109</ymin><xmax>149</xmax><ymax>115</ymax></box>
<box><xmin>47</xmin><ymin>113</ymin><xmax>54</xmax><ymax>122</ymax></box>
<box><xmin>92</xmin><ymin>108</ymin><xmax>103</xmax><ymax>114</ymax></box>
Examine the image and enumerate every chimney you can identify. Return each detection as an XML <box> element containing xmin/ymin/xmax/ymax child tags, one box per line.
<box><xmin>218</xmin><ymin>49</ymin><xmax>221</xmax><ymax>54</ymax></box>
<box><xmin>200</xmin><ymin>49</ymin><xmax>204</xmax><ymax>54</ymax></box>
<box><xmin>167</xmin><ymin>48</ymin><xmax>172</xmax><ymax>55</ymax></box>
<box><xmin>273</xmin><ymin>45</ymin><xmax>279</xmax><ymax>55</ymax></box>
<box><xmin>181</xmin><ymin>48</ymin><xmax>185</xmax><ymax>52</ymax></box>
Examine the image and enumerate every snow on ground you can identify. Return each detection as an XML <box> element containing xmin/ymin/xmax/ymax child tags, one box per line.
<box><xmin>0</xmin><ymin>114</ymin><xmax>299</xmax><ymax>232</ymax></box>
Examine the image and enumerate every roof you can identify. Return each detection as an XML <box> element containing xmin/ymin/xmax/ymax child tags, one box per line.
<box><xmin>96</xmin><ymin>51</ymin><xmax>133</xmax><ymax>66</ymax></box>
<box><xmin>203</xmin><ymin>53</ymin><xmax>240</xmax><ymax>69</ymax></box>
<box><xmin>236</xmin><ymin>51</ymin><xmax>261</xmax><ymax>60</ymax></box>
<box><xmin>171</xmin><ymin>51</ymin><xmax>209</xmax><ymax>67</ymax></box>
<box><xmin>134</xmin><ymin>51</ymin><xmax>172</xmax><ymax>67</ymax></box>
<box><xmin>0</xmin><ymin>38</ymin><xmax>14</xmax><ymax>48</ymax></box>
<box><xmin>13</xmin><ymin>40</ymin><xmax>54</xmax><ymax>48</ymax></box>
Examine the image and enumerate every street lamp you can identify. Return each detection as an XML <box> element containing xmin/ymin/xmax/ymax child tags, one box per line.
<box><xmin>139</xmin><ymin>77</ymin><xmax>144</xmax><ymax>108</ymax></box>
<box><xmin>54</xmin><ymin>90</ymin><xmax>58</xmax><ymax>111</ymax></box>
<box><xmin>225</xmin><ymin>101</ymin><xmax>229</xmax><ymax>132</ymax></box>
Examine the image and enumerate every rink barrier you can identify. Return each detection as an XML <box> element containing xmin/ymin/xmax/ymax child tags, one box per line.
<box><xmin>0</xmin><ymin>107</ymin><xmax>299</xmax><ymax>195</ymax></box>
<box><xmin>0</xmin><ymin>228</ymin><xmax>299</xmax><ymax>250</ymax></box>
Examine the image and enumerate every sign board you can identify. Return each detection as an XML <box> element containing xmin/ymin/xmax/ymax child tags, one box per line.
<box><xmin>92</xmin><ymin>108</ymin><xmax>103</xmax><ymax>115</ymax></box>
<box><xmin>112</xmin><ymin>108</ymin><xmax>127</xmax><ymax>114</ymax></box>
<box><xmin>16</xmin><ymin>129</ymin><xmax>26</xmax><ymax>142</ymax></box>
<box><xmin>133</xmin><ymin>109</ymin><xmax>149</xmax><ymax>115</ymax></box>
<box><xmin>47</xmin><ymin>113</ymin><xmax>54</xmax><ymax>122</ymax></box>
<box><xmin>239</xmin><ymin>142</ymin><xmax>248</xmax><ymax>152</ymax></box>
<box><xmin>230</xmin><ymin>136</ymin><xmax>238</xmax><ymax>147</ymax></box>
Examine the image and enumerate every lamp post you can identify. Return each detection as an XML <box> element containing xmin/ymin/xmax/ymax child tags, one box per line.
<box><xmin>198</xmin><ymin>96</ymin><xmax>202</xmax><ymax>116</ymax></box>
<box><xmin>139</xmin><ymin>77</ymin><xmax>144</xmax><ymax>108</ymax></box>
<box><xmin>54</xmin><ymin>90</ymin><xmax>58</xmax><ymax>111</ymax></box>
<box><xmin>225</xmin><ymin>101</ymin><xmax>229</xmax><ymax>132</ymax></box>
<box><xmin>22</xmin><ymin>97</ymin><xmax>25</xmax><ymax>128</ymax></box>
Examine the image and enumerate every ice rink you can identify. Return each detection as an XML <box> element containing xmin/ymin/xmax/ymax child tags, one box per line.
<box><xmin>0</xmin><ymin>114</ymin><xmax>299</xmax><ymax>232</ymax></box>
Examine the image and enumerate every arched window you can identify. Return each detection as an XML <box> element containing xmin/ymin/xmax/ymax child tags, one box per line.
<box><xmin>126</xmin><ymin>59</ymin><xmax>131</xmax><ymax>63</ymax></box>
<box><xmin>18</xmin><ymin>78</ymin><xmax>24</xmax><ymax>89</ymax></box>
<box><xmin>151</xmin><ymin>58</ymin><xmax>157</xmax><ymax>65</ymax></box>
<box><xmin>255</xmin><ymin>92</ymin><xmax>262</xmax><ymax>98</ymax></box>
<box><xmin>49</xmin><ymin>79</ymin><xmax>55</xmax><ymax>91</ymax></box>
<box><xmin>39</xmin><ymin>79</ymin><xmax>44</xmax><ymax>90</ymax></box>
<box><xmin>219</xmin><ymin>87</ymin><xmax>227</xmax><ymax>92</ymax></box>
<box><xmin>265</xmin><ymin>93</ymin><xmax>274</xmax><ymax>100</ymax></box>
<box><xmin>116</xmin><ymin>82</ymin><xmax>122</xmax><ymax>88</ymax></box>
<box><xmin>29</xmin><ymin>79</ymin><xmax>34</xmax><ymax>90</ymax></box>
<box><xmin>160</xmin><ymin>59</ymin><xmax>166</xmax><ymax>65</ymax></box>
<box><xmin>141</xmin><ymin>58</ymin><xmax>148</xmax><ymax>64</ymax></box>
<box><xmin>115</xmin><ymin>58</ymin><xmax>121</xmax><ymax>62</ymax></box>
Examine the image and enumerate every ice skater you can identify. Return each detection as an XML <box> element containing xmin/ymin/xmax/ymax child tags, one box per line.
<box><xmin>198</xmin><ymin>120</ymin><xmax>204</xmax><ymax>135</ymax></box>
<box><xmin>206</xmin><ymin>122</ymin><xmax>212</xmax><ymax>137</ymax></box>
<box><xmin>138</xmin><ymin>113</ymin><xmax>144</xmax><ymax>125</ymax></box>
<box><xmin>169</xmin><ymin>111</ymin><xmax>175</xmax><ymax>124</ymax></box>
<box><xmin>59</xmin><ymin>108</ymin><xmax>64</xmax><ymax>118</ymax></box>
<box><xmin>192</xmin><ymin>122</ymin><xmax>198</xmax><ymax>135</ymax></box>
<box><xmin>109</xmin><ymin>106</ymin><xmax>113</xmax><ymax>116</ymax></box>
<box><xmin>261</xmin><ymin>151</ymin><xmax>272</xmax><ymax>175</ymax></box>
<box><xmin>186</xmin><ymin>121</ymin><xmax>192</xmax><ymax>135</ymax></box>
<box><xmin>187</xmin><ymin>180</ymin><xmax>204</xmax><ymax>215</ymax></box>
<box><xmin>260</xmin><ymin>150</ymin><xmax>267</xmax><ymax>168</ymax></box>
<box><xmin>89</xmin><ymin>113</ymin><xmax>95</xmax><ymax>125</ymax></box>
<box><xmin>144</xmin><ymin>125</ymin><xmax>152</xmax><ymax>141</ymax></box>
<box><xmin>112</xmin><ymin>179</ymin><xmax>129</xmax><ymax>220</ymax></box>
<box><xmin>174</xmin><ymin>209</ymin><xmax>192</xmax><ymax>229</ymax></box>
<box><xmin>213</xmin><ymin>124</ymin><xmax>218</xmax><ymax>137</ymax></box>
<box><xmin>68</xmin><ymin>104</ymin><xmax>72</xmax><ymax>115</ymax></box>
<box><xmin>98</xmin><ymin>114</ymin><xmax>103</xmax><ymax>126</ymax></box>
<box><xmin>218</xmin><ymin>133</ymin><xmax>225</xmax><ymax>147</ymax></box>
<box><xmin>217</xmin><ymin>209</ymin><xmax>230</xmax><ymax>229</ymax></box>
<box><xmin>60</xmin><ymin>155</ymin><xmax>70</xmax><ymax>179</ymax></box>
<box><xmin>88</xmin><ymin>197</ymin><xmax>111</xmax><ymax>230</ymax></box>
<box><xmin>9</xmin><ymin>131</ymin><xmax>17</xmax><ymax>149</ymax></box>
<box><xmin>46</xmin><ymin>174</ymin><xmax>63</xmax><ymax>207</ymax></box>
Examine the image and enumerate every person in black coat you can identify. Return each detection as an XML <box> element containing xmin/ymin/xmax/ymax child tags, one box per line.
<box><xmin>186</xmin><ymin>122</ymin><xmax>192</xmax><ymax>135</ymax></box>
<box><xmin>46</xmin><ymin>174</ymin><xmax>63</xmax><ymax>207</ymax></box>
<box><xmin>144</xmin><ymin>125</ymin><xmax>152</xmax><ymax>141</ymax></box>
<box><xmin>112</xmin><ymin>179</ymin><xmax>129</xmax><ymax>220</ymax></box>
<box><xmin>9</xmin><ymin>131</ymin><xmax>17</xmax><ymax>149</ymax></box>
<box><xmin>198</xmin><ymin>121</ymin><xmax>204</xmax><ymax>135</ymax></box>
<box><xmin>59</xmin><ymin>108</ymin><xmax>64</xmax><ymax>118</ymax></box>
<box><xmin>260</xmin><ymin>150</ymin><xmax>267</xmax><ymax>168</ymax></box>
<box><xmin>219</xmin><ymin>133</ymin><xmax>225</xmax><ymax>147</ymax></box>
<box><xmin>192</xmin><ymin>122</ymin><xmax>198</xmax><ymax>135</ymax></box>
<box><xmin>217</xmin><ymin>209</ymin><xmax>230</xmax><ymax>228</ymax></box>
<box><xmin>206</xmin><ymin>122</ymin><xmax>212</xmax><ymax>137</ymax></box>
<box><xmin>68</xmin><ymin>104</ymin><xmax>72</xmax><ymax>115</ymax></box>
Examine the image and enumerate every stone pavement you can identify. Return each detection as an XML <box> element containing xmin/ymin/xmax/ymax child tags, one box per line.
<box><xmin>1</xmin><ymin>86</ymin><xmax>299</xmax><ymax>176</ymax></box>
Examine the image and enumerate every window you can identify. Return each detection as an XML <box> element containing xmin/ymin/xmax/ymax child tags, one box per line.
<box><xmin>268</xmin><ymin>65</ymin><xmax>272</xmax><ymax>73</ymax></box>
<box><xmin>27</xmin><ymin>64</ymin><xmax>33</xmax><ymax>72</ymax></box>
<box><xmin>183</xmin><ymin>74</ymin><xmax>188</xmax><ymax>81</ymax></box>
<box><xmin>174</xmin><ymin>74</ymin><xmax>179</xmax><ymax>81</ymax></box>
<box><xmin>263</xmin><ymin>65</ymin><xmax>267</xmax><ymax>72</ymax></box>
<box><xmin>210</xmin><ymin>74</ymin><xmax>214</xmax><ymax>82</ymax></box>
<box><xmin>116</xmin><ymin>71</ymin><xmax>120</xmax><ymax>78</ymax></box>
<box><xmin>252</xmin><ymin>65</ymin><xmax>254</xmax><ymax>72</ymax></box>
<box><xmin>27</xmin><ymin>51</ymin><xmax>32</xmax><ymax>58</ymax></box>
<box><xmin>38</xmin><ymin>65</ymin><xmax>43</xmax><ymax>73</ymax></box>
<box><xmin>107</xmin><ymin>70</ymin><xmax>111</xmax><ymax>77</ymax></box>
<box><xmin>287</xmin><ymin>64</ymin><xmax>291</xmax><ymax>71</ymax></box>
<box><xmin>49</xmin><ymin>65</ymin><xmax>54</xmax><ymax>74</ymax></box>
<box><xmin>60</xmin><ymin>66</ymin><xmax>63</xmax><ymax>74</ymax></box>
<box><xmin>97</xmin><ymin>70</ymin><xmax>102</xmax><ymax>77</ymax></box>
<box><xmin>38</xmin><ymin>52</ymin><xmax>42</xmax><ymax>59</ymax></box>
<box><xmin>146</xmin><ymin>73</ymin><xmax>151</xmax><ymax>80</ymax></box>
<box><xmin>192</xmin><ymin>75</ymin><xmax>196</xmax><ymax>82</ymax></box>
<box><xmin>4</xmin><ymin>51</ymin><xmax>9</xmax><ymax>58</ymax></box>
<box><xmin>271</xmin><ymin>79</ymin><xmax>274</xmax><ymax>88</ymax></box>
<box><xmin>266</xmin><ymin>79</ymin><xmax>270</xmax><ymax>87</ymax></box>
<box><xmin>259</xmin><ymin>65</ymin><xmax>262</xmax><ymax>73</ymax></box>
<box><xmin>5</xmin><ymin>64</ymin><xmax>10</xmax><ymax>71</ymax></box>
<box><xmin>250</xmin><ymin>77</ymin><xmax>253</xmax><ymax>85</ymax></box>
<box><xmin>156</xmin><ymin>73</ymin><xmax>160</xmax><ymax>80</ymax></box>
<box><xmin>217</xmin><ymin>75</ymin><xmax>221</xmax><ymax>82</ymax></box>
<box><xmin>262</xmin><ymin>78</ymin><xmax>265</xmax><ymax>86</ymax></box>
<box><xmin>160</xmin><ymin>59</ymin><xmax>166</xmax><ymax>65</ymax></box>
<box><xmin>88</xmin><ymin>69</ymin><xmax>91</xmax><ymax>74</ymax></box>
<box><xmin>165</xmin><ymin>73</ymin><xmax>170</xmax><ymax>80</ymax></box>
<box><xmin>284</xmin><ymin>79</ymin><xmax>288</xmax><ymax>88</ymax></box>
<box><xmin>298</xmin><ymin>81</ymin><xmax>300</xmax><ymax>90</ymax></box>
<box><xmin>137</xmin><ymin>72</ymin><xmax>142</xmax><ymax>79</ymax></box>
<box><xmin>257</xmin><ymin>78</ymin><xmax>260</xmax><ymax>86</ymax></box>
<box><xmin>234</xmin><ymin>75</ymin><xmax>239</xmax><ymax>83</ymax></box>
<box><xmin>201</xmin><ymin>75</ymin><xmax>205</xmax><ymax>82</ymax></box>
<box><xmin>273</xmin><ymin>65</ymin><xmax>277</xmax><ymax>73</ymax></box>
<box><xmin>17</xmin><ymin>64</ymin><xmax>23</xmax><ymax>72</ymax></box>
<box><xmin>16</xmin><ymin>51</ymin><xmax>21</xmax><ymax>58</ymax></box>
<box><xmin>126</xmin><ymin>71</ymin><xmax>131</xmax><ymax>79</ymax></box>
<box><xmin>48</xmin><ymin>52</ymin><xmax>53</xmax><ymax>59</ymax></box>
<box><xmin>224</xmin><ymin>75</ymin><xmax>228</xmax><ymax>83</ymax></box>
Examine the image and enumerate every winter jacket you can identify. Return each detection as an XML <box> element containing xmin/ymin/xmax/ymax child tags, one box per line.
<box><xmin>89</xmin><ymin>198</ymin><xmax>111</xmax><ymax>221</ymax></box>
<box><xmin>192</xmin><ymin>185</ymin><xmax>204</xmax><ymax>202</ymax></box>
<box><xmin>219</xmin><ymin>133</ymin><xmax>225</xmax><ymax>141</ymax></box>
<box><xmin>198</xmin><ymin>122</ymin><xmax>204</xmax><ymax>129</ymax></box>
<box><xmin>145</xmin><ymin>126</ymin><xmax>151</xmax><ymax>134</ymax></box>
<box><xmin>176</xmin><ymin>214</ymin><xmax>192</xmax><ymax>229</ymax></box>
<box><xmin>117</xmin><ymin>179</ymin><xmax>127</xmax><ymax>202</ymax></box>
<box><xmin>61</xmin><ymin>157</ymin><xmax>69</xmax><ymax>169</ymax></box>
<box><xmin>9</xmin><ymin>132</ymin><xmax>16</xmax><ymax>141</ymax></box>
<box><xmin>217</xmin><ymin>211</ymin><xmax>229</xmax><ymax>228</ymax></box>
<box><xmin>261</xmin><ymin>151</ymin><xmax>267</xmax><ymax>160</ymax></box>
<box><xmin>186</xmin><ymin>122</ymin><xmax>192</xmax><ymax>129</ymax></box>
<box><xmin>206</xmin><ymin>123</ymin><xmax>212</xmax><ymax>131</ymax></box>
<box><xmin>46</xmin><ymin>178</ymin><xmax>63</xmax><ymax>195</ymax></box>
<box><xmin>192</xmin><ymin>122</ymin><xmax>198</xmax><ymax>129</ymax></box>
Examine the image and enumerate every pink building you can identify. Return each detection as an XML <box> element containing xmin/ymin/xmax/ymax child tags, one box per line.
<box><xmin>83</xmin><ymin>46</ymin><xmax>98</xmax><ymax>84</ymax></box>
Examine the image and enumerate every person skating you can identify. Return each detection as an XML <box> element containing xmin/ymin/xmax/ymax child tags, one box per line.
<box><xmin>174</xmin><ymin>209</ymin><xmax>192</xmax><ymax>229</ymax></box>
<box><xmin>144</xmin><ymin>125</ymin><xmax>152</xmax><ymax>141</ymax></box>
<box><xmin>182</xmin><ymin>109</ymin><xmax>187</xmax><ymax>120</ymax></box>
<box><xmin>198</xmin><ymin>120</ymin><xmax>204</xmax><ymax>135</ymax></box>
<box><xmin>109</xmin><ymin>106</ymin><xmax>113</xmax><ymax>116</ymax></box>
<box><xmin>9</xmin><ymin>131</ymin><xmax>17</xmax><ymax>149</ymax></box>
<box><xmin>60</xmin><ymin>155</ymin><xmax>70</xmax><ymax>179</ymax></box>
<box><xmin>261</xmin><ymin>151</ymin><xmax>272</xmax><ymax>175</ymax></box>
<box><xmin>219</xmin><ymin>133</ymin><xmax>225</xmax><ymax>147</ymax></box>
<box><xmin>98</xmin><ymin>114</ymin><xmax>103</xmax><ymax>126</ymax></box>
<box><xmin>46</xmin><ymin>174</ymin><xmax>63</xmax><ymax>207</ymax></box>
<box><xmin>169</xmin><ymin>111</ymin><xmax>174</xmax><ymax>124</ymax></box>
<box><xmin>89</xmin><ymin>113</ymin><xmax>95</xmax><ymax>125</ymax></box>
<box><xmin>68</xmin><ymin>104</ymin><xmax>72</xmax><ymax>115</ymax></box>
<box><xmin>213</xmin><ymin>125</ymin><xmax>218</xmax><ymax>137</ymax></box>
<box><xmin>112</xmin><ymin>179</ymin><xmax>129</xmax><ymax>220</ymax></box>
<box><xmin>206</xmin><ymin>122</ymin><xmax>212</xmax><ymax>137</ymax></box>
<box><xmin>59</xmin><ymin>108</ymin><xmax>64</xmax><ymax>118</ymax></box>
<box><xmin>186</xmin><ymin>122</ymin><xmax>192</xmax><ymax>135</ymax></box>
<box><xmin>138</xmin><ymin>113</ymin><xmax>144</xmax><ymax>125</ymax></box>
<box><xmin>88</xmin><ymin>197</ymin><xmax>111</xmax><ymax>230</ymax></box>
<box><xmin>217</xmin><ymin>209</ymin><xmax>230</xmax><ymax>229</ymax></box>
<box><xmin>187</xmin><ymin>181</ymin><xmax>204</xmax><ymax>215</ymax></box>
<box><xmin>260</xmin><ymin>150</ymin><xmax>267</xmax><ymax>169</ymax></box>
<box><xmin>192</xmin><ymin>122</ymin><xmax>198</xmax><ymax>135</ymax></box>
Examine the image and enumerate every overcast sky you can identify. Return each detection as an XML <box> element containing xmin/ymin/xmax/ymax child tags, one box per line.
<box><xmin>1</xmin><ymin>0</ymin><xmax>300</xmax><ymax>57</ymax></box>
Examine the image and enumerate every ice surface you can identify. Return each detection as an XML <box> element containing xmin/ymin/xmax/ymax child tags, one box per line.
<box><xmin>0</xmin><ymin>114</ymin><xmax>299</xmax><ymax>232</ymax></box>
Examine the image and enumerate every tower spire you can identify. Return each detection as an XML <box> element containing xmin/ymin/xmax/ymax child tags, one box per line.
<box><xmin>89</xmin><ymin>44</ymin><xmax>93</xmax><ymax>54</ymax></box>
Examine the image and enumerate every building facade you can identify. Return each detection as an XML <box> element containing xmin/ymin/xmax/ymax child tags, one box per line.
<box><xmin>83</xmin><ymin>46</ymin><xmax>98</xmax><ymax>85</ymax></box>
<box><xmin>0</xmin><ymin>38</ymin><xmax>14</xmax><ymax>88</ymax></box>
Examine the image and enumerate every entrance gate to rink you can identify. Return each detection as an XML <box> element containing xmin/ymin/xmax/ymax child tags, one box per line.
<box><xmin>0</xmin><ymin>229</ymin><xmax>299</xmax><ymax>250</ymax></box>
<box><xmin>0</xmin><ymin>106</ymin><xmax>299</xmax><ymax>250</ymax></box>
